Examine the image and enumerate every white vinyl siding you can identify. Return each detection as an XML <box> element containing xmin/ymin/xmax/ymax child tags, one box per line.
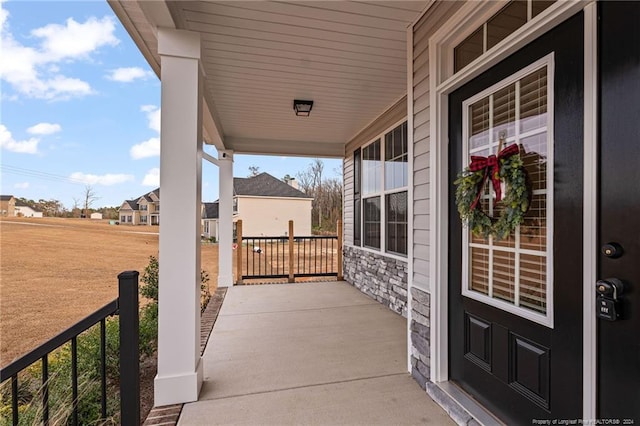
<box><xmin>343</xmin><ymin>157</ymin><xmax>354</xmax><ymax>246</ymax></box>
<box><xmin>412</xmin><ymin>1</ymin><xmax>464</xmax><ymax>291</ymax></box>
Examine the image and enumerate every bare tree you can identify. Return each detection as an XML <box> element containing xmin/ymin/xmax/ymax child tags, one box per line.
<box><xmin>297</xmin><ymin>159</ymin><xmax>342</xmax><ymax>233</ymax></box>
<box><xmin>248</xmin><ymin>165</ymin><xmax>261</xmax><ymax>177</ymax></box>
<box><xmin>71</xmin><ymin>197</ymin><xmax>81</xmax><ymax>217</ymax></box>
<box><xmin>82</xmin><ymin>185</ymin><xmax>99</xmax><ymax>218</ymax></box>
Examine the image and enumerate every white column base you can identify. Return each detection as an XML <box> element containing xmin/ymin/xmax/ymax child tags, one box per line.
<box><xmin>154</xmin><ymin>357</ymin><xmax>203</xmax><ymax>406</ymax></box>
<box><xmin>217</xmin><ymin>274</ymin><xmax>233</xmax><ymax>288</ymax></box>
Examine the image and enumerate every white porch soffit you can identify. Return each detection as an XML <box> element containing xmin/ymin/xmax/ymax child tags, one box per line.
<box><xmin>109</xmin><ymin>1</ymin><xmax>428</xmax><ymax>158</ymax></box>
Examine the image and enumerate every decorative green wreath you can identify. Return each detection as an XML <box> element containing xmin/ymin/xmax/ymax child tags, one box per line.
<box><xmin>454</xmin><ymin>145</ymin><xmax>530</xmax><ymax>240</ymax></box>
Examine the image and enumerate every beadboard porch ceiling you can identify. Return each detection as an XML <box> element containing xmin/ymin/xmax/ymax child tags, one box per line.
<box><xmin>108</xmin><ymin>1</ymin><xmax>428</xmax><ymax>157</ymax></box>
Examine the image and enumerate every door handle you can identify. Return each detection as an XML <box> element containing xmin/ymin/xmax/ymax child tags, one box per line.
<box><xmin>596</xmin><ymin>278</ymin><xmax>625</xmax><ymax>321</ymax></box>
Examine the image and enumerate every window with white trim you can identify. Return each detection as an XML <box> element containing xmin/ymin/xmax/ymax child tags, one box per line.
<box><xmin>355</xmin><ymin>121</ymin><xmax>408</xmax><ymax>256</ymax></box>
<box><xmin>462</xmin><ymin>58</ymin><xmax>552</xmax><ymax>326</ymax></box>
<box><xmin>353</xmin><ymin>148</ymin><xmax>362</xmax><ymax>246</ymax></box>
<box><xmin>454</xmin><ymin>0</ymin><xmax>556</xmax><ymax>73</ymax></box>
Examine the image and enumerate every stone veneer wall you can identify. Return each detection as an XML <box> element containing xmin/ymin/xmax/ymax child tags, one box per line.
<box><xmin>410</xmin><ymin>287</ymin><xmax>431</xmax><ymax>389</ymax></box>
<box><xmin>343</xmin><ymin>246</ymin><xmax>408</xmax><ymax>317</ymax></box>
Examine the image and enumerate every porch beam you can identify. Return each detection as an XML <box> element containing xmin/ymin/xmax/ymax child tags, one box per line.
<box><xmin>155</xmin><ymin>28</ymin><xmax>203</xmax><ymax>406</ymax></box>
<box><xmin>202</xmin><ymin>151</ymin><xmax>219</xmax><ymax>167</ymax></box>
<box><xmin>226</xmin><ymin>137</ymin><xmax>344</xmax><ymax>158</ymax></box>
<box><xmin>218</xmin><ymin>151</ymin><xmax>234</xmax><ymax>287</ymax></box>
<box><xmin>203</xmin><ymin>94</ymin><xmax>226</xmax><ymax>151</ymax></box>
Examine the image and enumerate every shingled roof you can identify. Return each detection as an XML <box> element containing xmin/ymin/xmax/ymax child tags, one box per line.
<box><xmin>233</xmin><ymin>173</ymin><xmax>312</xmax><ymax>198</ymax></box>
<box><xmin>121</xmin><ymin>199</ymin><xmax>140</xmax><ymax>211</ymax></box>
<box><xmin>120</xmin><ymin>188</ymin><xmax>160</xmax><ymax>211</ymax></box>
<box><xmin>202</xmin><ymin>202</ymin><xmax>219</xmax><ymax>219</ymax></box>
<box><xmin>0</xmin><ymin>195</ymin><xmax>14</xmax><ymax>201</ymax></box>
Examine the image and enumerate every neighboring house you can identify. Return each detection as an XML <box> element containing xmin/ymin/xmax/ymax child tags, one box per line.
<box><xmin>14</xmin><ymin>199</ymin><xmax>43</xmax><ymax>218</ymax></box>
<box><xmin>118</xmin><ymin>188</ymin><xmax>160</xmax><ymax>225</ymax></box>
<box><xmin>201</xmin><ymin>201</ymin><xmax>219</xmax><ymax>240</ymax></box>
<box><xmin>202</xmin><ymin>172</ymin><xmax>313</xmax><ymax>239</ymax></box>
<box><xmin>0</xmin><ymin>195</ymin><xmax>16</xmax><ymax>217</ymax></box>
<box><xmin>112</xmin><ymin>1</ymin><xmax>640</xmax><ymax>423</ymax></box>
<box><xmin>90</xmin><ymin>212</ymin><xmax>103</xmax><ymax>220</ymax></box>
<box><xmin>1</xmin><ymin>196</ymin><xmax>42</xmax><ymax>217</ymax></box>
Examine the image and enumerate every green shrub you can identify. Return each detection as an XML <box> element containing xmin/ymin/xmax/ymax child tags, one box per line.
<box><xmin>140</xmin><ymin>256</ymin><xmax>159</xmax><ymax>303</ymax></box>
<box><xmin>0</xmin><ymin>321</ymin><xmax>121</xmax><ymax>426</ymax></box>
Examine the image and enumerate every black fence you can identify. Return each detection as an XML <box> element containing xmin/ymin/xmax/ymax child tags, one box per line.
<box><xmin>0</xmin><ymin>271</ymin><xmax>140</xmax><ymax>426</ymax></box>
<box><xmin>240</xmin><ymin>236</ymin><xmax>290</xmax><ymax>279</ymax></box>
<box><xmin>235</xmin><ymin>220</ymin><xmax>343</xmax><ymax>284</ymax></box>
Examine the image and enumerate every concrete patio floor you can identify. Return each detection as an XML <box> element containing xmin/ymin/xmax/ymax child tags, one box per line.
<box><xmin>178</xmin><ymin>281</ymin><xmax>454</xmax><ymax>425</ymax></box>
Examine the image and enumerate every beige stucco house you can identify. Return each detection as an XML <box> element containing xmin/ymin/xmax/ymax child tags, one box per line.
<box><xmin>202</xmin><ymin>172</ymin><xmax>313</xmax><ymax>240</ymax></box>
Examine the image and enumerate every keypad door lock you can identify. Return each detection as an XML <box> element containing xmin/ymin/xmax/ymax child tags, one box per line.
<box><xmin>596</xmin><ymin>278</ymin><xmax>624</xmax><ymax>321</ymax></box>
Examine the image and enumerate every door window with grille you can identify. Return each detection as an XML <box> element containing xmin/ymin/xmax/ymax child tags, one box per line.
<box><xmin>461</xmin><ymin>55</ymin><xmax>554</xmax><ymax>327</ymax></box>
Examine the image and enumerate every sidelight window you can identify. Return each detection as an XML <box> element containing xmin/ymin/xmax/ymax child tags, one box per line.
<box><xmin>462</xmin><ymin>56</ymin><xmax>553</xmax><ymax>326</ymax></box>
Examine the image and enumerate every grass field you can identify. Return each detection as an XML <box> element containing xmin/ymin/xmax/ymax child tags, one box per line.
<box><xmin>0</xmin><ymin>217</ymin><xmax>219</xmax><ymax>367</ymax></box>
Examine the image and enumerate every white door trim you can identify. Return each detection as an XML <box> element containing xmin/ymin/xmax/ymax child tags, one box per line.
<box><xmin>427</xmin><ymin>0</ymin><xmax>597</xmax><ymax>419</ymax></box>
<box><xmin>582</xmin><ymin>2</ymin><xmax>598</xmax><ymax>420</ymax></box>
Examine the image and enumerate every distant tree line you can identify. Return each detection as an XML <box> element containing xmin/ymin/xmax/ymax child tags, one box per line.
<box><xmin>292</xmin><ymin>159</ymin><xmax>343</xmax><ymax>234</ymax></box>
<box><xmin>15</xmin><ymin>197</ymin><xmax>119</xmax><ymax>219</ymax></box>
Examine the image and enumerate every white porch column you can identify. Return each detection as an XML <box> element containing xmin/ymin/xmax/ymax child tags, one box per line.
<box><xmin>155</xmin><ymin>28</ymin><xmax>203</xmax><ymax>406</ymax></box>
<box><xmin>217</xmin><ymin>151</ymin><xmax>234</xmax><ymax>287</ymax></box>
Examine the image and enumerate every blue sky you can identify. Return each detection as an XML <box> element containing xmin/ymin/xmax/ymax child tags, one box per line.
<box><xmin>0</xmin><ymin>1</ymin><xmax>341</xmax><ymax>208</ymax></box>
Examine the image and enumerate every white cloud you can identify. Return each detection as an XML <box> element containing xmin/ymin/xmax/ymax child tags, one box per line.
<box><xmin>130</xmin><ymin>137</ymin><xmax>160</xmax><ymax>159</ymax></box>
<box><xmin>107</xmin><ymin>67</ymin><xmax>153</xmax><ymax>83</ymax></box>
<box><xmin>142</xmin><ymin>168</ymin><xmax>160</xmax><ymax>187</ymax></box>
<box><xmin>0</xmin><ymin>125</ymin><xmax>39</xmax><ymax>154</ymax></box>
<box><xmin>14</xmin><ymin>182</ymin><xmax>30</xmax><ymax>189</ymax></box>
<box><xmin>31</xmin><ymin>17</ymin><xmax>119</xmax><ymax>62</ymax></box>
<box><xmin>69</xmin><ymin>172</ymin><xmax>134</xmax><ymax>186</ymax></box>
<box><xmin>0</xmin><ymin>11</ymin><xmax>118</xmax><ymax>100</ymax></box>
<box><xmin>27</xmin><ymin>122</ymin><xmax>61</xmax><ymax>135</ymax></box>
<box><xmin>141</xmin><ymin>105</ymin><xmax>160</xmax><ymax>133</ymax></box>
<box><xmin>130</xmin><ymin>106</ymin><xmax>161</xmax><ymax>159</ymax></box>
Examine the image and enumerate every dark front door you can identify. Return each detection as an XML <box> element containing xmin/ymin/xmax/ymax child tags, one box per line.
<box><xmin>598</xmin><ymin>1</ymin><xmax>640</xmax><ymax>421</ymax></box>
<box><xmin>449</xmin><ymin>14</ymin><xmax>584</xmax><ymax>424</ymax></box>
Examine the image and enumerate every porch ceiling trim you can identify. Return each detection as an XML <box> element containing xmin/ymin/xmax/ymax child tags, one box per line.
<box><xmin>109</xmin><ymin>1</ymin><xmax>428</xmax><ymax>158</ymax></box>
<box><xmin>226</xmin><ymin>137</ymin><xmax>344</xmax><ymax>158</ymax></box>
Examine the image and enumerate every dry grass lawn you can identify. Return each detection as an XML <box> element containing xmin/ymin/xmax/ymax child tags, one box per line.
<box><xmin>0</xmin><ymin>217</ymin><xmax>218</xmax><ymax>367</ymax></box>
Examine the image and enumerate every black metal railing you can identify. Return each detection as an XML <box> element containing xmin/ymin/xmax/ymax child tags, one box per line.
<box><xmin>294</xmin><ymin>236</ymin><xmax>339</xmax><ymax>277</ymax></box>
<box><xmin>0</xmin><ymin>271</ymin><xmax>140</xmax><ymax>426</ymax></box>
<box><xmin>241</xmin><ymin>236</ymin><xmax>290</xmax><ymax>279</ymax></box>
<box><xmin>238</xmin><ymin>235</ymin><xmax>340</xmax><ymax>280</ymax></box>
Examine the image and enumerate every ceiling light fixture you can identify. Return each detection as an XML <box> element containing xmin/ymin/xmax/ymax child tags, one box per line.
<box><xmin>293</xmin><ymin>99</ymin><xmax>314</xmax><ymax>117</ymax></box>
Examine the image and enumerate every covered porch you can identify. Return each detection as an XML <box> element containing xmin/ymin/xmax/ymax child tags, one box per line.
<box><xmin>107</xmin><ymin>0</ymin><xmax>427</xmax><ymax>409</ymax></box>
<box><xmin>179</xmin><ymin>281</ymin><xmax>453</xmax><ymax>425</ymax></box>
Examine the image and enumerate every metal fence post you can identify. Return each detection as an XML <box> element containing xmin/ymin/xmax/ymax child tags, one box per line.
<box><xmin>288</xmin><ymin>220</ymin><xmax>295</xmax><ymax>283</ymax></box>
<box><xmin>236</xmin><ymin>220</ymin><xmax>243</xmax><ymax>285</ymax></box>
<box><xmin>118</xmin><ymin>271</ymin><xmax>140</xmax><ymax>426</ymax></box>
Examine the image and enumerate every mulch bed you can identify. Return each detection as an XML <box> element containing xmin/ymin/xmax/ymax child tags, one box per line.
<box><xmin>140</xmin><ymin>287</ymin><xmax>227</xmax><ymax>425</ymax></box>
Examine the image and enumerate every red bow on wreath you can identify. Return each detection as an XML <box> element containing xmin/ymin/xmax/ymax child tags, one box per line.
<box><xmin>468</xmin><ymin>144</ymin><xmax>520</xmax><ymax>210</ymax></box>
